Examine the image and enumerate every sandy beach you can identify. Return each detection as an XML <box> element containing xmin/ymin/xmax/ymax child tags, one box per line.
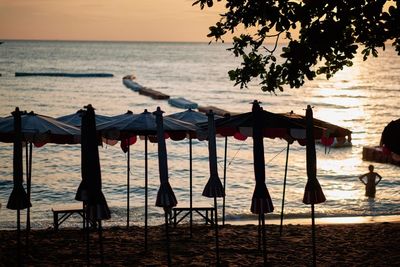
<box><xmin>0</xmin><ymin>222</ymin><xmax>399</xmax><ymax>266</ymax></box>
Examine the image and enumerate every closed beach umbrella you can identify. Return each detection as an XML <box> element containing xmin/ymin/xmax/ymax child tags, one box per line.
<box><xmin>79</xmin><ymin>104</ymin><xmax>111</xmax><ymax>265</ymax></box>
<box><xmin>202</xmin><ymin>110</ymin><xmax>224</xmax><ymax>266</ymax></box>
<box><xmin>155</xmin><ymin>107</ymin><xmax>177</xmax><ymax>266</ymax></box>
<box><xmin>6</xmin><ymin>107</ymin><xmax>31</xmax><ymax>266</ymax></box>
<box><xmin>302</xmin><ymin>105</ymin><xmax>326</xmax><ymax>267</ymax></box>
<box><xmin>250</xmin><ymin>101</ymin><xmax>274</xmax><ymax>266</ymax></box>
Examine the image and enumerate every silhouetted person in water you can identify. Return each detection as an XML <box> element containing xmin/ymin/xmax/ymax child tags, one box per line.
<box><xmin>359</xmin><ymin>165</ymin><xmax>382</xmax><ymax>198</ymax></box>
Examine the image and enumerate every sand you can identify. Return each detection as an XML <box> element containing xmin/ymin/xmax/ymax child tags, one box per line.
<box><xmin>0</xmin><ymin>222</ymin><xmax>399</xmax><ymax>266</ymax></box>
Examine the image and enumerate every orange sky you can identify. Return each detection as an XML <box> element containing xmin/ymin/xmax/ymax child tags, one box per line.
<box><xmin>0</xmin><ymin>0</ymin><xmax>226</xmax><ymax>42</ymax></box>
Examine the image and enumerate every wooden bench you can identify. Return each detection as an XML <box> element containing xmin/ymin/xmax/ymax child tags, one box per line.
<box><xmin>52</xmin><ymin>204</ymin><xmax>85</xmax><ymax>231</ymax></box>
<box><xmin>171</xmin><ymin>206</ymin><xmax>215</xmax><ymax>227</ymax></box>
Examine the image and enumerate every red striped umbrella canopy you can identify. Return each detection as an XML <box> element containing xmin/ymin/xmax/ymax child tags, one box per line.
<box><xmin>280</xmin><ymin>111</ymin><xmax>352</xmax><ymax>147</ymax></box>
<box><xmin>209</xmin><ymin>104</ymin><xmax>340</xmax><ymax>145</ymax></box>
<box><xmin>0</xmin><ymin>111</ymin><xmax>80</xmax><ymax>145</ymax></box>
<box><xmin>208</xmin><ymin>107</ymin><xmax>314</xmax><ymax>144</ymax></box>
<box><xmin>98</xmin><ymin>109</ymin><xmax>198</xmax><ymax>142</ymax></box>
<box><xmin>167</xmin><ymin>108</ymin><xmax>222</xmax><ymax>138</ymax></box>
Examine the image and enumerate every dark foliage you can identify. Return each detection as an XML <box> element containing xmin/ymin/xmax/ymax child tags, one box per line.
<box><xmin>193</xmin><ymin>0</ymin><xmax>400</xmax><ymax>93</ymax></box>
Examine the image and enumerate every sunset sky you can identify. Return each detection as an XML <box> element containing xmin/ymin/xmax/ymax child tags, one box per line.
<box><xmin>0</xmin><ymin>0</ymin><xmax>225</xmax><ymax>42</ymax></box>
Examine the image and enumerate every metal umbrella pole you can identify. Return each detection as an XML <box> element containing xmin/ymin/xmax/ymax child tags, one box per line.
<box><xmin>189</xmin><ymin>137</ymin><xmax>193</xmax><ymax>237</ymax></box>
<box><xmin>222</xmin><ymin>136</ymin><xmax>228</xmax><ymax>225</ymax></box>
<box><xmin>127</xmin><ymin>144</ymin><xmax>130</xmax><ymax>228</ymax></box>
<box><xmin>279</xmin><ymin>143</ymin><xmax>290</xmax><ymax>236</ymax></box>
<box><xmin>145</xmin><ymin>135</ymin><xmax>148</xmax><ymax>252</ymax></box>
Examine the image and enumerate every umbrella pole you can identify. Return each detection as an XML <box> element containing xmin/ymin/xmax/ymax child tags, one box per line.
<box><xmin>165</xmin><ymin>210</ymin><xmax>171</xmax><ymax>266</ymax></box>
<box><xmin>99</xmin><ymin>220</ymin><xmax>104</xmax><ymax>265</ymax></box>
<box><xmin>26</xmin><ymin>142</ymin><xmax>33</xmax><ymax>256</ymax></box>
<box><xmin>27</xmin><ymin>142</ymin><xmax>32</xmax><ymax>232</ymax></box>
<box><xmin>261</xmin><ymin>213</ymin><xmax>267</xmax><ymax>267</ymax></box>
<box><xmin>189</xmin><ymin>138</ymin><xmax>193</xmax><ymax>238</ymax></box>
<box><xmin>222</xmin><ymin>136</ymin><xmax>227</xmax><ymax>225</ymax></box>
<box><xmin>145</xmin><ymin>135</ymin><xmax>148</xmax><ymax>252</ymax></box>
<box><xmin>17</xmin><ymin>209</ymin><xmax>22</xmax><ymax>266</ymax></box>
<box><xmin>82</xmin><ymin>202</ymin><xmax>86</xmax><ymax>240</ymax></box>
<box><xmin>258</xmin><ymin>213</ymin><xmax>261</xmax><ymax>251</ymax></box>
<box><xmin>86</xmin><ymin>209</ymin><xmax>90</xmax><ymax>267</ymax></box>
<box><xmin>311</xmin><ymin>204</ymin><xmax>316</xmax><ymax>267</ymax></box>
<box><xmin>214</xmin><ymin>197</ymin><xmax>220</xmax><ymax>267</ymax></box>
<box><xmin>279</xmin><ymin>143</ymin><xmax>290</xmax><ymax>236</ymax></box>
<box><xmin>127</xmin><ymin>144</ymin><xmax>130</xmax><ymax>228</ymax></box>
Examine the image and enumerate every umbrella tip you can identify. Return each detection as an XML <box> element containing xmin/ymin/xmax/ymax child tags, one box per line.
<box><xmin>153</xmin><ymin>107</ymin><xmax>164</xmax><ymax>116</ymax></box>
<box><xmin>84</xmin><ymin>104</ymin><xmax>95</xmax><ymax>111</ymax></box>
<box><xmin>12</xmin><ymin>107</ymin><xmax>21</xmax><ymax>116</ymax></box>
<box><xmin>251</xmin><ymin>100</ymin><xmax>262</xmax><ymax>112</ymax></box>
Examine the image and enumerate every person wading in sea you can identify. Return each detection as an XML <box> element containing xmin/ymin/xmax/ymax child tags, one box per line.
<box><xmin>359</xmin><ymin>165</ymin><xmax>382</xmax><ymax>198</ymax></box>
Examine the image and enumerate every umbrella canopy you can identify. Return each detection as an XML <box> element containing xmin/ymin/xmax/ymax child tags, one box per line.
<box><xmin>57</xmin><ymin>108</ymin><xmax>112</xmax><ymax>127</ymax></box>
<box><xmin>303</xmin><ymin>106</ymin><xmax>326</xmax><ymax>205</ymax></box>
<box><xmin>0</xmin><ymin>111</ymin><xmax>80</xmax><ymax>145</ymax></box>
<box><xmin>167</xmin><ymin>108</ymin><xmax>221</xmax><ymax>137</ymax></box>
<box><xmin>202</xmin><ymin>111</ymin><xmax>225</xmax><ymax>198</ymax></box>
<box><xmin>250</xmin><ymin>101</ymin><xmax>274</xmax><ymax>214</ymax></box>
<box><xmin>209</xmin><ymin>107</ymin><xmax>317</xmax><ymax>143</ymax></box>
<box><xmin>281</xmin><ymin>111</ymin><xmax>352</xmax><ymax>146</ymax></box>
<box><xmin>98</xmin><ymin>109</ymin><xmax>197</xmax><ymax>139</ymax></box>
<box><xmin>155</xmin><ymin>107</ymin><xmax>178</xmax><ymax>209</ymax></box>
<box><xmin>77</xmin><ymin>105</ymin><xmax>110</xmax><ymax>220</ymax></box>
<box><xmin>380</xmin><ymin>118</ymin><xmax>400</xmax><ymax>155</ymax></box>
<box><xmin>167</xmin><ymin>108</ymin><xmax>209</xmax><ymax>124</ymax></box>
<box><xmin>7</xmin><ymin>107</ymin><xmax>30</xmax><ymax>210</ymax></box>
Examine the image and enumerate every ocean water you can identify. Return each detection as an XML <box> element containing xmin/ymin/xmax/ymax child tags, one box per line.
<box><xmin>0</xmin><ymin>40</ymin><xmax>399</xmax><ymax>230</ymax></box>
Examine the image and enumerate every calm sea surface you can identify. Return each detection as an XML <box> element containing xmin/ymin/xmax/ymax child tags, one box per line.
<box><xmin>0</xmin><ymin>41</ymin><xmax>399</xmax><ymax>229</ymax></box>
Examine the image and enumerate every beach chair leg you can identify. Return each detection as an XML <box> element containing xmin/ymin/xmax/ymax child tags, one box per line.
<box><xmin>53</xmin><ymin>212</ymin><xmax>59</xmax><ymax>231</ymax></box>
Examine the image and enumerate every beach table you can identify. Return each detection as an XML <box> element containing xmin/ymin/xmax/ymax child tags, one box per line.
<box><xmin>170</xmin><ymin>204</ymin><xmax>215</xmax><ymax>227</ymax></box>
<box><xmin>52</xmin><ymin>204</ymin><xmax>97</xmax><ymax>231</ymax></box>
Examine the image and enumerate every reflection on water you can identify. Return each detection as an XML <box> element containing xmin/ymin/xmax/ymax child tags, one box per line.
<box><xmin>0</xmin><ymin>41</ymin><xmax>399</xmax><ymax>229</ymax></box>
